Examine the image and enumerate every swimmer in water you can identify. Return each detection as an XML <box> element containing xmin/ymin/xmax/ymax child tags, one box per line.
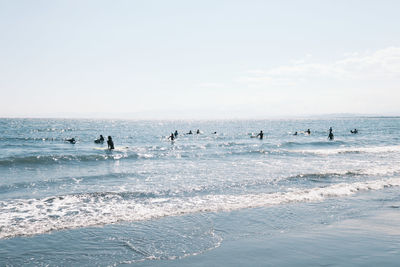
<box><xmin>66</xmin><ymin>138</ymin><xmax>76</xmax><ymax>144</ymax></box>
<box><xmin>94</xmin><ymin>135</ymin><xmax>104</xmax><ymax>144</ymax></box>
<box><xmin>107</xmin><ymin>136</ymin><xmax>114</xmax><ymax>150</ymax></box>
<box><xmin>257</xmin><ymin>130</ymin><xmax>264</xmax><ymax>139</ymax></box>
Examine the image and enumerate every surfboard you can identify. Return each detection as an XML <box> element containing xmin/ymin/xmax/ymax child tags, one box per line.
<box><xmin>93</xmin><ymin>146</ymin><xmax>129</xmax><ymax>151</ymax></box>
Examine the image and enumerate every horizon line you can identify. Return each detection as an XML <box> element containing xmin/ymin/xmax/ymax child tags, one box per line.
<box><xmin>1</xmin><ymin>113</ymin><xmax>399</xmax><ymax>121</ymax></box>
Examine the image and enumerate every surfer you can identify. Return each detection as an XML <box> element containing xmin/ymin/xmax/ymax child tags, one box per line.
<box><xmin>168</xmin><ymin>133</ymin><xmax>175</xmax><ymax>141</ymax></box>
<box><xmin>107</xmin><ymin>136</ymin><xmax>114</xmax><ymax>150</ymax></box>
<box><xmin>94</xmin><ymin>135</ymin><xmax>104</xmax><ymax>144</ymax></box>
<box><xmin>174</xmin><ymin>130</ymin><xmax>178</xmax><ymax>137</ymax></box>
<box><xmin>196</xmin><ymin>129</ymin><xmax>200</xmax><ymax>134</ymax></box>
<box><xmin>306</xmin><ymin>129</ymin><xmax>311</xmax><ymax>135</ymax></box>
<box><xmin>293</xmin><ymin>131</ymin><xmax>298</xmax><ymax>136</ymax></box>
<box><xmin>187</xmin><ymin>130</ymin><xmax>193</xmax><ymax>135</ymax></box>
<box><xmin>66</xmin><ymin>138</ymin><xmax>76</xmax><ymax>144</ymax></box>
<box><xmin>257</xmin><ymin>130</ymin><xmax>264</xmax><ymax>140</ymax></box>
<box><xmin>328</xmin><ymin>127</ymin><xmax>334</xmax><ymax>140</ymax></box>
<box><xmin>350</xmin><ymin>129</ymin><xmax>358</xmax><ymax>134</ymax></box>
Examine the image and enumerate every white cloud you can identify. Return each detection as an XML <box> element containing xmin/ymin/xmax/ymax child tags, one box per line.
<box><xmin>240</xmin><ymin>47</ymin><xmax>400</xmax><ymax>87</ymax></box>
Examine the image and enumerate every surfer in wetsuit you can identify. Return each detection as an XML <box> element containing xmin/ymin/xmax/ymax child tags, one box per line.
<box><xmin>107</xmin><ymin>136</ymin><xmax>114</xmax><ymax>150</ymax></box>
<box><xmin>187</xmin><ymin>130</ymin><xmax>193</xmax><ymax>135</ymax></box>
<box><xmin>174</xmin><ymin>130</ymin><xmax>178</xmax><ymax>138</ymax></box>
<box><xmin>168</xmin><ymin>133</ymin><xmax>175</xmax><ymax>141</ymax></box>
<box><xmin>257</xmin><ymin>130</ymin><xmax>264</xmax><ymax>140</ymax></box>
<box><xmin>196</xmin><ymin>129</ymin><xmax>200</xmax><ymax>134</ymax></box>
<box><xmin>328</xmin><ymin>127</ymin><xmax>334</xmax><ymax>140</ymax></box>
<box><xmin>350</xmin><ymin>129</ymin><xmax>358</xmax><ymax>134</ymax></box>
<box><xmin>66</xmin><ymin>138</ymin><xmax>76</xmax><ymax>144</ymax></box>
<box><xmin>293</xmin><ymin>131</ymin><xmax>298</xmax><ymax>136</ymax></box>
<box><xmin>94</xmin><ymin>135</ymin><xmax>104</xmax><ymax>143</ymax></box>
<box><xmin>306</xmin><ymin>129</ymin><xmax>311</xmax><ymax>135</ymax></box>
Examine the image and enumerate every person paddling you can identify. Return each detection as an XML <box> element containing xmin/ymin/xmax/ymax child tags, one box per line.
<box><xmin>66</xmin><ymin>138</ymin><xmax>76</xmax><ymax>144</ymax></box>
<box><xmin>94</xmin><ymin>135</ymin><xmax>104</xmax><ymax>143</ymax></box>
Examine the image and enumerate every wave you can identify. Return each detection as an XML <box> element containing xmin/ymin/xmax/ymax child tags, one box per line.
<box><xmin>0</xmin><ymin>144</ymin><xmax>218</xmax><ymax>165</ymax></box>
<box><xmin>284</xmin><ymin>168</ymin><xmax>400</xmax><ymax>183</ymax></box>
<box><xmin>0</xmin><ymin>172</ymin><xmax>146</xmax><ymax>195</ymax></box>
<box><xmin>287</xmin><ymin>171</ymin><xmax>361</xmax><ymax>181</ymax></box>
<box><xmin>0</xmin><ymin>146</ymin><xmax>275</xmax><ymax>167</ymax></box>
<box><xmin>0</xmin><ymin>152</ymin><xmax>141</xmax><ymax>166</ymax></box>
<box><xmin>30</xmin><ymin>128</ymin><xmax>74</xmax><ymax>133</ymax></box>
<box><xmin>2</xmin><ymin>140</ymin><xmax>398</xmax><ymax>167</ymax></box>
<box><xmin>0</xmin><ymin>137</ymin><xmax>63</xmax><ymax>142</ymax></box>
<box><xmin>3</xmin><ymin>165</ymin><xmax>400</xmax><ymax>197</ymax></box>
<box><xmin>218</xmin><ymin>142</ymin><xmax>249</xmax><ymax>148</ymax></box>
<box><xmin>1</xmin><ymin>177</ymin><xmax>399</xmax><ymax>239</ymax></box>
<box><xmin>279</xmin><ymin>140</ymin><xmax>347</xmax><ymax>148</ymax></box>
<box><xmin>295</xmin><ymin>145</ymin><xmax>400</xmax><ymax>155</ymax></box>
<box><xmin>223</xmin><ymin>144</ymin><xmax>400</xmax><ymax>157</ymax></box>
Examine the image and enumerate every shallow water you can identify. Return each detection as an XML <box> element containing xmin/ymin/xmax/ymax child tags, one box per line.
<box><xmin>0</xmin><ymin>117</ymin><xmax>399</xmax><ymax>266</ymax></box>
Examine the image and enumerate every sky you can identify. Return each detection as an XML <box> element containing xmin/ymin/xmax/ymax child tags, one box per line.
<box><xmin>1</xmin><ymin>0</ymin><xmax>400</xmax><ymax>119</ymax></box>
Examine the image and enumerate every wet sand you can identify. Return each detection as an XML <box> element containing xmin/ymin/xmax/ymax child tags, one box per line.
<box><xmin>139</xmin><ymin>207</ymin><xmax>400</xmax><ymax>267</ymax></box>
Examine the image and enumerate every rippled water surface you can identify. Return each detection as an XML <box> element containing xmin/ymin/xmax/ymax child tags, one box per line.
<box><xmin>1</xmin><ymin>118</ymin><xmax>400</xmax><ymax>266</ymax></box>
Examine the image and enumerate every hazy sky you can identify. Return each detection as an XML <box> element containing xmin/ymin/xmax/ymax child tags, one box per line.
<box><xmin>1</xmin><ymin>0</ymin><xmax>399</xmax><ymax>119</ymax></box>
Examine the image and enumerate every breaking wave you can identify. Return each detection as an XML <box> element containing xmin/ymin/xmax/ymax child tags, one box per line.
<box><xmin>1</xmin><ymin>177</ymin><xmax>399</xmax><ymax>239</ymax></box>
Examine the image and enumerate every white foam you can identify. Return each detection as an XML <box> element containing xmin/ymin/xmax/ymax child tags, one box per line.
<box><xmin>296</xmin><ymin>145</ymin><xmax>400</xmax><ymax>155</ymax></box>
<box><xmin>1</xmin><ymin>178</ymin><xmax>400</xmax><ymax>239</ymax></box>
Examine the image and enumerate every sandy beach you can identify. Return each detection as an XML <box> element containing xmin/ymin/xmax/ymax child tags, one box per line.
<box><xmin>140</xmin><ymin>203</ymin><xmax>400</xmax><ymax>267</ymax></box>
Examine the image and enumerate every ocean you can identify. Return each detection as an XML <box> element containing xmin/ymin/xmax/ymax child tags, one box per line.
<box><xmin>1</xmin><ymin>117</ymin><xmax>400</xmax><ymax>266</ymax></box>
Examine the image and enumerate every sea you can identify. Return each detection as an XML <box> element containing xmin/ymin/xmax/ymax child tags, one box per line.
<box><xmin>1</xmin><ymin>117</ymin><xmax>400</xmax><ymax>266</ymax></box>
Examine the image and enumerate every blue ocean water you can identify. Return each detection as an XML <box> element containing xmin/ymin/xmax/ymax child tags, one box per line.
<box><xmin>1</xmin><ymin>117</ymin><xmax>400</xmax><ymax>266</ymax></box>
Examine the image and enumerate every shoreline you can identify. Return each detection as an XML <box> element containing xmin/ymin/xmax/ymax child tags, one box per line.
<box><xmin>137</xmin><ymin>208</ymin><xmax>400</xmax><ymax>267</ymax></box>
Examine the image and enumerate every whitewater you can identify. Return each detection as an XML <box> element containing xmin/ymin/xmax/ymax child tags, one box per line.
<box><xmin>1</xmin><ymin>117</ymin><xmax>400</xmax><ymax>266</ymax></box>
